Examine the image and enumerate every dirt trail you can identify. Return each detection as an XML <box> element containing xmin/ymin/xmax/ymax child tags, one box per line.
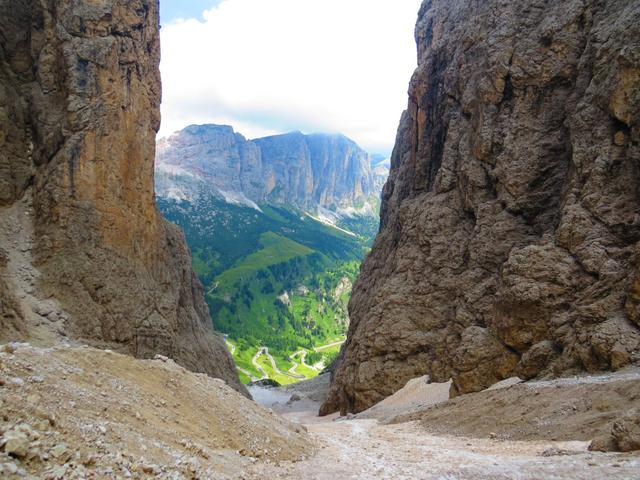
<box><xmin>246</xmin><ymin>370</ymin><xmax>640</xmax><ymax>479</ymax></box>
<box><xmin>264</xmin><ymin>347</ymin><xmax>305</xmax><ymax>380</ymax></box>
<box><xmin>0</xmin><ymin>193</ymin><xmax>71</xmax><ymax>346</ymax></box>
<box><xmin>254</xmin><ymin>347</ymin><xmax>305</xmax><ymax>381</ymax></box>
<box><xmin>244</xmin><ymin>412</ymin><xmax>640</xmax><ymax>479</ymax></box>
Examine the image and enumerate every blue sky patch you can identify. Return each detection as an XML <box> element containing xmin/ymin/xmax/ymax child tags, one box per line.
<box><xmin>160</xmin><ymin>0</ymin><xmax>224</xmax><ymax>23</ymax></box>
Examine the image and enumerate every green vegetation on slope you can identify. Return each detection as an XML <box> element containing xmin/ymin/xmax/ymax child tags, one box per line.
<box><xmin>158</xmin><ymin>192</ymin><xmax>375</xmax><ymax>384</ymax></box>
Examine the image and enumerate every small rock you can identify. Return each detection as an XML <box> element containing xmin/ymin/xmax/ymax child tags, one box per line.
<box><xmin>2</xmin><ymin>431</ymin><xmax>30</xmax><ymax>458</ymax></box>
<box><xmin>489</xmin><ymin>432</ymin><xmax>497</xmax><ymax>439</ymax></box>
<box><xmin>589</xmin><ymin>435</ymin><xmax>617</xmax><ymax>452</ymax></box>
<box><xmin>141</xmin><ymin>464</ymin><xmax>157</xmax><ymax>474</ymax></box>
<box><xmin>47</xmin><ymin>465</ymin><xmax>67</xmax><ymax>479</ymax></box>
<box><xmin>154</xmin><ymin>354</ymin><xmax>169</xmax><ymax>363</ymax></box>
<box><xmin>35</xmin><ymin>303</ymin><xmax>54</xmax><ymax>317</ymax></box>
<box><xmin>614</xmin><ymin>131</ymin><xmax>626</xmax><ymax>146</ymax></box>
<box><xmin>50</xmin><ymin>444</ymin><xmax>68</xmax><ymax>459</ymax></box>
<box><xmin>612</xmin><ymin>408</ymin><xmax>640</xmax><ymax>452</ymax></box>
<box><xmin>10</xmin><ymin>378</ymin><xmax>24</xmax><ymax>387</ymax></box>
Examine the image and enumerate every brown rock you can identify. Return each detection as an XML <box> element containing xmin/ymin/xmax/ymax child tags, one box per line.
<box><xmin>449</xmin><ymin>327</ymin><xmax>519</xmax><ymax>396</ymax></box>
<box><xmin>612</xmin><ymin>408</ymin><xmax>640</xmax><ymax>452</ymax></box>
<box><xmin>0</xmin><ymin>0</ymin><xmax>245</xmax><ymax>394</ymax></box>
<box><xmin>589</xmin><ymin>434</ymin><xmax>618</xmax><ymax>453</ymax></box>
<box><xmin>322</xmin><ymin>0</ymin><xmax>640</xmax><ymax>414</ymax></box>
<box><xmin>516</xmin><ymin>341</ymin><xmax>560</xmax><ymax>380</ymax></box>
<box><xmin>2</xmin><ymin>430</ymin><xmax>30</xmax><ymax>458</ymax></box>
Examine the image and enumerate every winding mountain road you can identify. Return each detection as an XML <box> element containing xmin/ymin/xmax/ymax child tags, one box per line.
<box><xmin>288</xmin><ymin>349</ymin><xmax>322</xmax><ymax>377</ymax></box>
<box><xmin>251</xmin><ymin>348</ymin><xmax>270</xmax><ymax>380</ymax></box>
<box><xmin>264</xmin><ymin>347</ymin><xmax>306</xmax><ymax>380</ymax></box>
<box><xmin>247</xmin><ymin>340</ymin><xmax>346</xmax><ymax>383</ymax></box>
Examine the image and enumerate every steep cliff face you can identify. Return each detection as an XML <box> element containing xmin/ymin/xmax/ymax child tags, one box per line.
<box><xmin>156</xmin><ymin>124</ymin><xmax>264</xmax><ymax>203</ymax></box>
<box><xmin>156</xmin><ymin>124</ymin><xmax>376</xmax><ymax>210</ymax></box>
<box><xmin>322</xmin><ymin>0</ymin><xmax>640</xmax><ymax>415</ymax></box>
<box><xmin>0</xmin><ymin>0</ymin><xmax>245</xmax><ymax>394</ymax></box>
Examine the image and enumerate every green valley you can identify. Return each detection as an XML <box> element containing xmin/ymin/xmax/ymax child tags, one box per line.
<box><xmin>158</xmin><ymin>191</ymin><xmax>376</xmax><ymax>384</ymax></box>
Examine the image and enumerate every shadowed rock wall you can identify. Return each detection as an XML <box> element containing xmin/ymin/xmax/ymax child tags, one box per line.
<box><xmin>322</xmin><ymin>0</ymin><xmax>640</xmax><ymax>415</ymax></box>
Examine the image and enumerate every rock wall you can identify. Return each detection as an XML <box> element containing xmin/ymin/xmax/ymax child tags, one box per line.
<box><xmin>0</xmin><ymin>0</ymin><xmax>245</xmax><ymax>394</ymax></box>
<box><xmin>321</xmin><ymin>0</ymin><xmax>640</xmax><ymax>415</ymax></box>
<box><xmin>156</xmin><ymin>124</ymin><xmax>376</xmax><ymax>209</ymax></box>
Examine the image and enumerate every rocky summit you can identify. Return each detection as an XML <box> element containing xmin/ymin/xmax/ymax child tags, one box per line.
<box><xmin>156</xmin><ymin>124</ymin><xmax>377</xmax><ymax>211</ymax></box>
<box><xmin>322</xmin><ymin>0</ymin><xmax>640</xmax><ymax>415</ymax></box>
<box><xmin>0</xmin><ymin>0</ymin><xmax>244</xmax><ymax>393</ymax></box>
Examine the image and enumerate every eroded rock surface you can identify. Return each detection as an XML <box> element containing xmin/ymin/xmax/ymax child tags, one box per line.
<box><xmin>322</xmin><ymin>0</ymin><xmax>640</xmax><ymax>414</ymax></box>
<box><xmin>156</xmin><ymin>124</ymin><xmax>376</xmax><ymax>210</ymax></box>
<box><xmin>0</xmin><ymin>0</ymin><xmax>244</xmax><ymax>393</ymax></box>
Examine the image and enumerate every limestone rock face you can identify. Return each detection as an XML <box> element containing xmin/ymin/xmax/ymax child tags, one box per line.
<box><xmin>156</xmin><ymin>124</ymin><xmax>264</xmax><ymax>202</ymax></box>
<box><xmin>321</xmin><ymin>0</ymin><xmax>640</xmax><ymax>414</ymax></box>
<box><xmin>0</xmin><ymin>0</ymin><xmax>245</xmax><ymax>394</ymax></box>
<box><xmin>156</xmin><ymin>125</ymin><xmax>376</xmax><ymax>210</ymax></box>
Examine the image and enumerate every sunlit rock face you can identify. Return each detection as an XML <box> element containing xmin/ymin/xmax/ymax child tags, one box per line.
<box><xmin>0</xmin><ymin>0</ymin><xmax>245</xmax><ymax>395</ymax></box>
<box><xmin>156</xmin><ymin>125</ymin><xmax>376</xmax><ymax>210</ymax></box>
<box><xmin>321</xmin><ymin>0</ymin><xmax>640</xmax><ymax>415</ymax></box>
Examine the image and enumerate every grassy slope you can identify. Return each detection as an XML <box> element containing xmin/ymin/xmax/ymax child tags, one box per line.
<box><xmin>158</xmin><ymin>192</ymin><xmax>374</xmax><ymax>384</ymax></box>
<box><xmin>216</xmin><ymin>232</ymin><xmax>314</xmax><ymax>289</ymax></box>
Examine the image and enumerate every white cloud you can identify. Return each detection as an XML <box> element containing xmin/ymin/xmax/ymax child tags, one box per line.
<box><xmin>159</xmin><ymin>0</ymin><xmax>422</xmax><ymax>153</ymax></box>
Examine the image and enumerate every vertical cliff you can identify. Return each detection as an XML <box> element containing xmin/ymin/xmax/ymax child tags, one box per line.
<box><xmin>0</xmin><ymin>0</ymin><xmax>245</xmax><ymax>394</ymax></box>
<box><xmin>322</xmin><ymin>0</ymin><xmax>640</xmax><ymax>414</ymax></box>
<box><xmin>156</xmin><ymin>124</ymin><xmax>376</xmax><ymax>210</ymax></box>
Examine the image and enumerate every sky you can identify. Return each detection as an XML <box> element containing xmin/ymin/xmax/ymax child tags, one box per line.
<box><xmin>159</xmin><ymin>0</ymin><xmax>422</xmax><ymax>155</ymax></box>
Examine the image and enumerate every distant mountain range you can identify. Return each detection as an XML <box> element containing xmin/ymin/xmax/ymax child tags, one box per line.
<box><xmin>154</xmin><ymin>124</ymin><xmax>388</xmax><ymax>385</ymax></box>
<box><xmin>156</xmin><ymin>124</ymin><xmax>388</xmax><ymax>218</ymax></box>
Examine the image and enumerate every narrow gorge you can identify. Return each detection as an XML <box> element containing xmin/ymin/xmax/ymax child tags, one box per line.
<box><xmin>1</xmin><ymin>0</ymin><xmax>639</xmax><ymax>478</ymax></box>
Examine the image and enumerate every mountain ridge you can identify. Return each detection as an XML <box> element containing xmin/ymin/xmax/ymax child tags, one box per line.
<box><xmin>156</xmin><ymin>124</ymin><xmax>383</xmax><ymax>214</ymax></box>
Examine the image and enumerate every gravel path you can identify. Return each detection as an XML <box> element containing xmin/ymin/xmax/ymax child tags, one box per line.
<box><xmin>243</xmin><ymin>410</ymin><xmax>640</xmax><ymax>479</ymax></box>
